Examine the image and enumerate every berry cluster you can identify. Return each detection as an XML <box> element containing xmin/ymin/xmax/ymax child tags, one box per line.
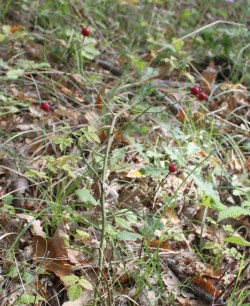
<box><xmin>190</xmin><ymin>86</ymin><xmax>207</xmax><ymax>101</ymax></box>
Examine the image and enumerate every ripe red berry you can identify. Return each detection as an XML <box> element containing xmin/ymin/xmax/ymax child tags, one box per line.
<box><xmin>41</xmin><ymin>102</ymin><xmax>50</xmax><ymax>112</ymax></box>
<box><xmin>169</xmin><ymin>164</ymin><xmax>178</xmax><ymax>173</ymax></box>
<box><xmin>190</xmin><ymin>86</ymin><xmax>200</xmax><ymax>96</ymax></box>
<box><xmin>81</xmin><ymin>27</ymin><xmax>90</xmax><ymax>37</ymax></box>
<box><xmin>198</xmin><ymin>92</ymin><xmax>207</xmax><ymax>101</ymax></box>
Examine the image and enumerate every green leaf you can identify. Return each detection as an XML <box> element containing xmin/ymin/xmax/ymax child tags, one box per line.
<box><xmin>63</xmin><ymin>275</ymin><xmax>79</xmax><ymax>284</ymax></box>
<box><xmin>21</xmin><ymin>271</ymin><xmax>35</xmax><ymax>283</ymax></box>
<box><xmin>117</xmin><ymin>231</ymin><xmax>142</xmax><ymax>241</ymax></box>
<box><xmin>80</xmin><ymin>126</ymin><xmax>100</xmax><ymax>143</ymax></box>
<box><xmin>81</xmin><ymin>38</ymin><xmax>100</xmax><ymax>60</ymax></box>
<box><xmin>186</xmin><ymin>142</ymin><xmax>200</xmax><ymax>156</ymax></box>
<box><xmin>191</xmin><ymin>174</ymin><xmax>226</xmax><ymax>210</ymax></box>
<box><xmin>199</xmin><ymin>197</ymin><xmax>212</xmax><ymax>208</ymax></box>
<box><xmin>17</xmin><ymin>59</ymin><xmax>50</xmax><ymax>70</ymax></box>
<box><xmin>115</xmin><ymin>217</ymin><xmax>132</xmax><ymax>230</ymax></box>
<box><xmin>6</xmin><ymin>69</ymin><xmax>25</xmax><ymax>80</ymax></box>
<box><xmin>8</xmin><ymin>265</ymin><xmax>19</xmax><ymax>278</ymax></box>
<box><xmin>225</xmin><ymin>236</ymin><xmax>250</xmax><ymax>247</ymax></box>
<box><xmin>62</xmin><ymin>164</ymin><xmax>76</xmax><ymax>179</ymax></box>
<box><xmin>75</xmin><ymin>229</ymin><xmax>90</xmax><ymax>239</ymax></box>
<box><xmin>25</xmin><ymin>169</ymin><xmax>48</xmax><ymax>179</ymax></box>
<box><xmin>0</xmin><ymin>33</ymin><xmax>5</xmax><ymax>42</ymax></box>
<box><xmin>218</xmin><ymin>206</ymin><xmax>250</xmax><ymax>222</ymax></box>
<box><xmin>78</xmin><ymin>277</ymin><xmax>93</xmax><ymax>290</ymax></box>
<box><xmin>75</xmin><ymin>189</ymin><xmax>98</xmax><ymax>206</ymax></box>
<box><xmin>106</xmin><ymin>224</ymin><xmax>118</xmax><ymax>237</ymax></box>
<box><xmin>67</xmin><ymin>284</ymin><xmax>82</xmax><ymax>301</ymax></box>
<box><xmin>54</xmin><ymin>136</ymin><xmax>73</xmax><ymax>151</ymax></box>
<box><xmin>139</xmin><ymin>164</ymin><xmax>167</xmax><ymax>177</ymax></box>
<box><xmin>0</xmin><ymin>59</ymin><xmax>9</xmax><ymax>69</ymax></box>
<box><xmin>15</xmin><ymin>294</ymin><xmax>43</xmax><ymax>304</ymax></box>
<box><xmin>2</xmin><ymin>194</ymin><xmax>14</xmax><ymax>205</ymax></box>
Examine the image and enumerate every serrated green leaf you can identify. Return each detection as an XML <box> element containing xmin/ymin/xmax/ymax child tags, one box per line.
<box><xmin>62</xmin><ymin>164</ymin><xmax>76</xmax><ymax>179</ymax></box>
<box><xmin>78</xmin><ymin>277</ymin><xmax>93</xmax><ymax>290</ymax></box>
<box><xmin>6</xmin><ymin>69</ymin><xmax>25</xmax><ymax>80</ymax></box>
<box><xmin>63</xmin><ymin>275</ymin><xmax>79</xmax><ymax>284</ymax></box>
<box><xmin>54</xmin><ymin>136</ymin><xmax>73</xmax><ymax>151</ymax></box>
<box><xmin>67</xmin><ymin>284</ymin><xmax>82</xmax><ymax>301</ymax></box>
<box><xmin>117</xmin><ymin>231</ymin><xmax>142</xmax><ymax>241</ymax></box>
<box><xmin>218</xmin><ymin>206</ymin><xmax>250</xmax><ymax>222</ymax></box>
<box><xmin>225</xmin><ymin>236</ymin><xmax>250</xmax><ymax>247</ymax></box>
<box><xmin>75</xmin><ymin>189</ymin><xmax>98</xmax><ymax>206</ymax></box>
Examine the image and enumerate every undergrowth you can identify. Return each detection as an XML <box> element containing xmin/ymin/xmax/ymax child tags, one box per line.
<box><xmin>0</xmin><ymin>0</ymin><xmax>250</xmax><ymax>305</ymax></box>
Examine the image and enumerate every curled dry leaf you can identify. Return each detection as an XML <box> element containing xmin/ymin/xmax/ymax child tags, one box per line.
<box><xmin>16</xmin><ymin>220</ymin><xmax>86</xmax><ymax>286</ymax></box>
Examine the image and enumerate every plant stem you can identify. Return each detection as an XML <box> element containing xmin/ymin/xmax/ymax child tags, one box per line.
<box><xmin>93</xmin><ymin>113</ymin><xmax>119</xmax><ymax>305</ymax></box>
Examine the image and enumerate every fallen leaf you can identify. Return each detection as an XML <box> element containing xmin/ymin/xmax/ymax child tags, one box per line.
<box><xmin>61</xmin><ymin>87</ymin><xmax>73</xmax><ymax>95</ymax></box>
<box><xmin>150</xmin><ymin>239</ymin><xmax>173</xmax><ymax>250</ymax></box>
<box><xmin>32</xmin><ymin>222</ymin><xmax>86</xmax><ymax>285</ymax></box>
<box><xmin>192</xmin><ymin>276</ymin><xmax>221</xmax><ymax>297</ymax></box>
<box><xmin>10</xmin><ymin>25</ymin><xmax>24</xmax><ymax>33</ymax></box>
<box><xmin>201</xmin><ymin>61</ymin><xmax>217</xmax><ymax>94</ymax></box>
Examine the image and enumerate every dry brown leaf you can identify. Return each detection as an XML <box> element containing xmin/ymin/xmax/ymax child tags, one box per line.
<box><xmin>149</xmin><ymin>239</ymin><xmax>173</xmax><ymax>250</ymax></box>
<box><xmin>61</xmin><ymin>87</ymin><xmax>73</xmax><ymax>95</ymax></box>
<box><xmin>33</xmin><ymin>223</ymin><xmax>86</xmax><ymax>285</ymax></box>
<box><xmin>201</xmin><ymin>62</ymin><xmax>217</xmax><ymax>94</ymax></box>
<box><xmin>178</xmin><ymin>107</ymin><xmax>186</xmax><ymax>122</ymax></box>
<box><xmin>245</xmin><ymin>157</ymin><xmax>250</xmax><ymax>171</ymax></box>
<box><xmin>95</xmin><ymin>86</ymin><xmax>105</xmax><ymax>112</ymax></box>
<box><xmin>10</xmin><ymin>25</ymin><xmax>24</xmax><ymax>33</ymax></box>
<box><xmin>192</xmin><ymin>275</ymin><xmax>221</xmax><ymax>298</ymax></box>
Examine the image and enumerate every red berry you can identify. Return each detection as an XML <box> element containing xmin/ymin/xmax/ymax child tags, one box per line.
<box><xmin>169</xmin><ymin>164</ymin><xmax>178</xmax><ymax>173</ymax></box>
<box><xmin>198</xmin><ymin>92</ymin><xmax>207</xmax><ymax>101</ymax></box>
<box><xmin>190</xmin><ymin>86</ymin><xmax>200</xmax><ymax>96</ymax></box>
<box><xmin>81</xmin><ymin>27</ymin><xmax>90</xmax><ymax>37</ymax></box>
<box><xmin>41</xmin><ymin>102</ymin><xmax>50</xmax><ymax>112</ymax></box>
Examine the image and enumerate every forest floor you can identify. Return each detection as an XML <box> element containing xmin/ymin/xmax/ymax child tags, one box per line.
<box><xmin>0</xmin><ymin>1</ymin><xmax>250</xmax><ymax>305</ymax></box>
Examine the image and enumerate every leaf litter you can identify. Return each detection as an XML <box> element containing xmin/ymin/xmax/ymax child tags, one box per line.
<box><xmin>0</xmin><ymin>1</ymin><xmax>250</xmax><ymax>305</ymax></box>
